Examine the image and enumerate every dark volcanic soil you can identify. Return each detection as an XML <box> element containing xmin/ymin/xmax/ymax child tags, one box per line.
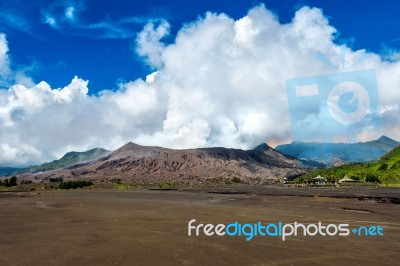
<box><xmin>0</xmin><ymin>188</ymin><xmax>399</xmax><ymax>265</ymax></box>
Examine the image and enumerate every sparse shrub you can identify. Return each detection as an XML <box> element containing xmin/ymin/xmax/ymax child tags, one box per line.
<box><xmin>378</xmin><ymin>163</ymin><xmax>388</xmax><ymax>171</ymax></box>
<box><xmin>366</xmin><ymin>173</ymin><xmax>380</xmax><ymax>184</ymax></box>
<box><xmin>49</xmin><ymin>177</ymin><xmax>63</xmax><ymax>183</ymax></box>
<box><xmin>231</xmin><ymin>177</ymin><xmax>242</xmax><ymax>183</ymax></box>
<box><xmin>110</xmin><ymin>178</ymin><xmax>121</xmax><ymax>184</ymax></box>
<box><xmin>0</xmin><ymin>176</ymin><xmax>17</xmax><ymax>187</ymax></box>
<box><xmin>59</xmin><ymin>180</ymin><xmax>93</xmax><ymax>189</ymax></box>
<box><xmin>158</xmin><ymin>182</ymin><xmax>174</xmax><ymax>189</ymax></box>
<box><xmin>9</xmin><ymin>176</ymin><xmax>17</xmax><ymax>186</ymax></box>
<box><xmin>225</xmin><ymin>176</ymin><xmax>244</xmax><ymax>185</ymax></box>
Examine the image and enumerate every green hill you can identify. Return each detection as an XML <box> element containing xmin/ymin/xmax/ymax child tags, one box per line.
<box><xmin>1</xmin><ymin>148</ymin><xmax>110</xmax><ymax>177</ymax></box>
<box><xmin>0</xmin><ymin>167</ymin><xmax>23</xmax><ymax>177</ymax></box>
<box><xmin>300</xmin><ymin>146</ymin><xmax>400</xmax><ymax>185</ymax></box>
<box><xmin>26</xmin><ymin>148</ymin><xmax>110</xmax><ymax>173</ymax></box>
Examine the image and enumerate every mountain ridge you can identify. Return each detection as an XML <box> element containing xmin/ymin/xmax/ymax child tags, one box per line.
<box><xmin>275</xmin><ymin>135</ymin><xmax>399</xmax><ymax>167</ymax></box>
<box><xmin>0</xmin><ymin>148</ymin><xmax>110</xmax><ymax>177</ymax></box>
<box><xmin>303</xmin><ymin>145</ymin><xmax>400</xmax><ymax>185</ymax></box>
<box><xmin>19</xmin><ymin>142</ymin><xmax>307</xmax><ymax>186</ymax></box>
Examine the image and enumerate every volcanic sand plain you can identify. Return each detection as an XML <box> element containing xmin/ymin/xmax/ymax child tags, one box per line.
<box><xmin>0</xmin><ymin>187</ymin><xmax>399</xmax><ymax>265</ymax></box>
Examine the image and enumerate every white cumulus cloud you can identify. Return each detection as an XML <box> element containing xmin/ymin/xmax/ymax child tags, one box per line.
<box><xmin>0</xmin><ymin>34</ymin><xmax>11</xmax><ymax>82</ymax></box>
<box><xmin>136</xmin><ymin>20</ymin><xmax>170</xmax><ymax>69</ymax></box>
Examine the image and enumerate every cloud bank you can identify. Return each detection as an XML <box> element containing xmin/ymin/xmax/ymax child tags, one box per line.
<box><xmin>1</xmin><ymin>5</ymin><xmax>400</xmax><ymax>166</ymax></box>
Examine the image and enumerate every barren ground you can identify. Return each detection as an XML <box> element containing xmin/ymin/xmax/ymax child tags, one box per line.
<box><xmin>0</xmin><ymin>187</ymin><xmax>399</xmax><ymax>265</ymax></box>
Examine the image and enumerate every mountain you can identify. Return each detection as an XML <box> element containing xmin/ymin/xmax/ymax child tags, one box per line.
<box><xmin>275</xmin><ymin>136</ymin><xmax>400</xmax><ymax>167</ymax></box>
<box><xmin>26</xmin><ymin>148</ymin><xmax>110</xmax><ymax>173</ymax></box>
<box><xmin>304</xmin><ymin>146</ymin><xmax>400</xmax><ymax>185</ymax></box>
<box><xmin>23</xmin><ymin>143</ymin><xmax>308</xmax><ymax>186</ymax></box>
<box><xmin>0</xmin><ymin>167</ymin><xmax>23</xmax><ymax>177</ymax></box>
<box><xmin>0</xmin><ymin>148</ymin><xmax>110</xmax><ymax>177</ymax></box>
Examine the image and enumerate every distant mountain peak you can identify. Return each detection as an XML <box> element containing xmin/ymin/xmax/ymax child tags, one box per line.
<box><xmin>112</xmin><ymin>142</ymin><xmax>144</xmax><ymax>153</ymax></box>
<box><xmin>377</xmin><ymin>135</ymin><xmax>398</xmax><ymax>143</ymax></box>
<box><xmin>252</xmin><ymin>143</ymin><xmax>271</xmax><ymax>152</ymax></box>
<box><xmin>121</xmin><ymin>142</ymin><xmax>143</xmax><ymax>148</ymax></box>
<box><xmin>61</xmin><ymin>148</ymin><xmax>109</xmax><ymax>159</ymax></box>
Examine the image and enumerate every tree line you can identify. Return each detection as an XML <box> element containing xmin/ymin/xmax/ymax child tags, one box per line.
<box><xmin>0</xmin><ymin>176</ymin><xmax>17</xmax><ymax>187</ymax></box>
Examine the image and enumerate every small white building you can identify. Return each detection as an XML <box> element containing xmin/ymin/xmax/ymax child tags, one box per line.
<box><xmin>313</xmin><ymin>175</ymin><xmax>326</xmax><ymax>185</ymax></box>
<box><xmin>338</xmin><ymin>175</ymin><xmax>356</xmax><ymax>184</ymax></box>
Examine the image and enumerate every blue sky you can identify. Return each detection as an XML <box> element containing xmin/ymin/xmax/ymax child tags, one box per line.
<box><xmin>1</xmin><ymin>0</ymin><xmax>400</xmax><ymax>93</ymax></box>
